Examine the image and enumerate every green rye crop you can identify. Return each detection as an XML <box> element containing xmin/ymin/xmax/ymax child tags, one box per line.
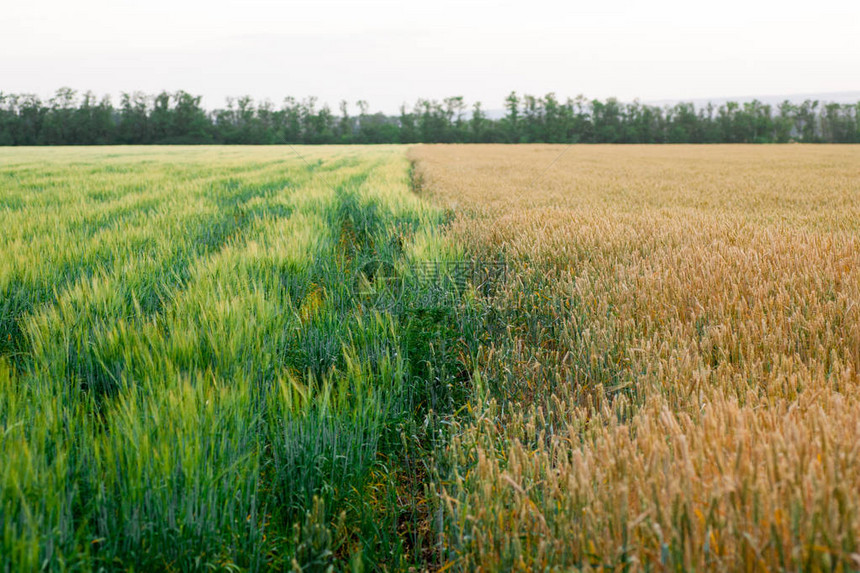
<box><xmin>0</xmin><ymin>146</ymin><xmax>477</xmax><ymax>571</ymax></box>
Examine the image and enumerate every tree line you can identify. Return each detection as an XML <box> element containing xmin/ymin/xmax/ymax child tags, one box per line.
<box><xmin>1</xmin><ymin>88</ymin><xmax>859</xmax><ymax>145</ymax></box>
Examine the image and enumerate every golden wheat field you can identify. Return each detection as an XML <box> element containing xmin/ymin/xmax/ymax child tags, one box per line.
<box><xmin>411</xmin><ymin>145</ymin><xmax>860</xmax><ymax>571</ymax></box>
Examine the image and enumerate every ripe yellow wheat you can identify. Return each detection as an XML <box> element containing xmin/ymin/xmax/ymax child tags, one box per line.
<box><xmin>411</xmin><ymin>144</ymin><xmax>860</xmax><ymax>571</ymax></box>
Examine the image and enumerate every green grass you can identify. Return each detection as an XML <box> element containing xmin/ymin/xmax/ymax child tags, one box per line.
<box><xmin>0</xmin><ymin>146</ymin><xmax>483</xmax><ymax>571</ymax></box>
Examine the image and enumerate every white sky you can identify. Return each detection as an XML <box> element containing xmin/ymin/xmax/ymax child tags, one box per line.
<box><xmin>2</xmin><ymin>0</ymin><xmax>859</xmax><ymax>114</ymax></box>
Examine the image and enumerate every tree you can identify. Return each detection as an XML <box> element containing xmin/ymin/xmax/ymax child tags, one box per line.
<box><xmin>770</xmin><ymin>101</ymin><xmax>794</xmax><ymax>143</ymax></box>
<box><xmin>821</xmin><ymin>103</ymin><xmax>856</xmax><ymax>143</ymax></box>
<box><xmin>42</xmin><ymin>87</ymin><xmax>78</xmax><ymax>144</ymax></box>
<box><xmin>667</xmin><ymin>103</ymin><xmax>699</xmax><ymax>143</ymax></box>
<box><xmin>171</xmin><ymin>91</ymin><xmax>211</xmax><ymax>143</ymax></box>
<box><xmin>149</xmin><ymin>92</ymin><xmax>172</xmax><ymax>142</ymax></box>
<box><xmin>470</xmin><ymin>102</ymin><xmax>488</xmax><ymax>142</ymax></box>
<box><xmin>592</xmin><ymin>98</ymin><xmax>623</xmax><ymax>143</ymax></box>
<box><xmin>503</xmin><ymin>91</ymin><xmax>521</xmax><ymax>142</ymax></box>
<box><xmin>444</xmin><ymin>96</ymin><xmax>467</xmax><ymax>142</ymax></box>
<box><xmin>0</xmin><ymin>93</ymin><xmax>17</xmax><ymax>145</ymax></box>
<box><xmin>416</xmin><ymin>99</ymin><xmax>450</xmax><ymax>143</ymax></box>
<box><xmin>796</xmin><ymin>100</ymin><xmax>819</xmax><ymax>142</ymax></box>
<box><xmin>0</xmin><ymin>88</ymin><xmax>857</xmax><ymax>146</ymax></box>
<box><xmin>118</xmin><ymin>92</ymin><xmax>150</xmax><ymax>144</ymax></box>
<box><xmin>399</xmin><ymin>104</ymin><xmax>417</xmax><ymax>143</ymax></box>
<box><xmin>280</xmin><ymin>97</ymin><xmax>302</xmax><ymax>143</ymax></box>
<box><xmin>338</xmin><ymin>100</ymin><xmax>352</xmax><ymax>143</ymax></box>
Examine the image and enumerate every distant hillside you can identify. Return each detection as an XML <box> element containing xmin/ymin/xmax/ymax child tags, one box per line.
<box><xmin>645</xmin><ymin>91</ymin><xmax>860</xmax><ymax>108</ymax></box>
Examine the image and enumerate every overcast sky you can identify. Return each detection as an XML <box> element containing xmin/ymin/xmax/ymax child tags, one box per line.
<box><xmin>3</xmin><ymin>0</ymin><xmax>858</xmax><ymax>113</ymax></box>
